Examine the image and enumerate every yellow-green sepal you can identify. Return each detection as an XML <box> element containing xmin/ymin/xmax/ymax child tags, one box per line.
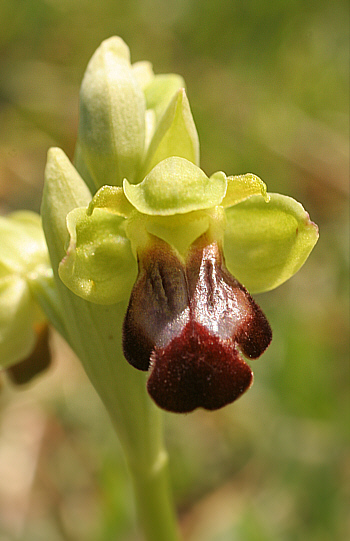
<box><xmin>43</xmin><ymin>147</ymin><xmax>92</xmax><ymax>263</ymax></box>
<box><xmin>223</xmin><ymin>193</ymin><xmax>319</xmax><ymax>293</ymax></box>
<box><xmin>58</xmin><ymin>207</ymin><xmax>137</xmax><ymax>304</ymax></box>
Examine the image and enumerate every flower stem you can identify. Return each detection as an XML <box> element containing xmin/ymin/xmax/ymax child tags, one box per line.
<box><xmin>71</xmin><ymin>304</ymin><xmax>181</xmax><ymax>541</ymax></box>
<box><xmin>129</xmin><ymin>451</ymin><xmax>180</xmax><ymax>541</ymax></box>
<box><xmin>53</xmin><ymin>293</ymin><xmax>181</xmax><ymax>540</ymax></box>
<box><xmin>38</xmin><ymin>282</ymin><xmax>181</xmax><ymax>540</ymax></box>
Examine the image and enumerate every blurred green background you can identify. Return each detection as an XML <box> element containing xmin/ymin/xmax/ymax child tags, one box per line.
<box><xmin>0</xmin><ymin>0</ymin><xmax>348</xmax><ymax>540</ymax></box>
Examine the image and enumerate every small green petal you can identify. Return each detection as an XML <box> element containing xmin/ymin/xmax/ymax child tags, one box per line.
<box><xmin>144</xmin><ymin>73</ymin><xmax>186</xmax><ymax>120</ymax></box>
<box><xmin>58</xmin><ymin>207</ymin><xmax>137</xmax><ymax>304</ymax></box>
<box><xmin>141</xmin><ymin>88</ymin><xmax>200</xmax><ymax>177</ymax></box>
<box><xmin>221</xmin><ymin>173</ymin><xmax>269</xmax><ymax>207</ymax></box>
<box><xmin>123</xmin><ymin>157</ymin><xmax>227</xmax><ymax>216</ymax></box>
<box><xmin>224</xmin><ymin>193</ymin><xmax>319</xmax><ymax>293</ymax></box>
<box><xmin>87</xmin><ymin>185</ymin><xmax>134</xmax><ymax>218</ymax></box>
<box><xmin>75</xmin><ymin>36</ymin><xmax>146</xmax><ymax>190</ymax></box>
<box><xmin>0</xmin><ymin>276</ymin><xmax>36</xmax><ymax>368</ymax></box>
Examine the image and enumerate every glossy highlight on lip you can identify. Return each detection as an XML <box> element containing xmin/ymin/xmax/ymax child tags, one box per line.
<box><xmin>122</xmin><ymin>235</ymin><xmax>272</xmax><ymax>413</ymax></box>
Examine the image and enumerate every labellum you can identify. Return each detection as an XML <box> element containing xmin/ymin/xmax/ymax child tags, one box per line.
<box><xmin>123</xmin><ymin>234</ymin><xmax>272</xmax><ymax>413</ymax></box>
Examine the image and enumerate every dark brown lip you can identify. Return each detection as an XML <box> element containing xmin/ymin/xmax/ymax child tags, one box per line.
<box><xmin>147</xmin><ymin>320</ymin><xmax>254</xmax><ymax>413</ymax></box>
<box><xmin>122</xmin><ymin>235</ymin><xmax>272</xmax><ymax>413</ymax></box>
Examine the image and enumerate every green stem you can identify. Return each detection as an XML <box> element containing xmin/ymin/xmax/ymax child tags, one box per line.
<box><xmin>64</xmin><ymin>300</ymin><xmax>181</xmax><ymax>541</ymax></box>
<box><xmin>67</xmin><ymin>301</ymin><xmax>181</xmax><ymax>541</ymax></box>
<box><xmin>37</xmin><ymin>279</ymin><xmax>181</xmax><ymax>539</ymax></box>
<box><xmin>37</xmin><ymin>281</ymin><xmax>181</xmax><ymax>540</ymax></box>
<box><xmin>129</xmin><ymin>453</ymin><xmax>180</xmax><ymax>541</ymax></box>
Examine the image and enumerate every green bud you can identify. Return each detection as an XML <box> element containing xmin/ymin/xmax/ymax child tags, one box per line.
<box><xmin>75</xmin><ymin>36</ymin><xmax>146</xmax><ymax>190</ymax></box>
<box><xmin>131</xmin><ymin>60</ymin><xmax>154</xmax><ymax>90</ymax></box>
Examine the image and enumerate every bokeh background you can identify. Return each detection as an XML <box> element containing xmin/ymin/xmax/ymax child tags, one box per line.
<box><xmin>0</xmin><ymin>1</ymin><xmax>349</xmax><ymax>540</ymax></box>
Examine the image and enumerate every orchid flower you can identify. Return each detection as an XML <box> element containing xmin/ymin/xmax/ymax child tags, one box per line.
<box><xmin>53</xmin><ymin>37</ymin><xmax>318</xmax><ymax>413</ymax></box>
